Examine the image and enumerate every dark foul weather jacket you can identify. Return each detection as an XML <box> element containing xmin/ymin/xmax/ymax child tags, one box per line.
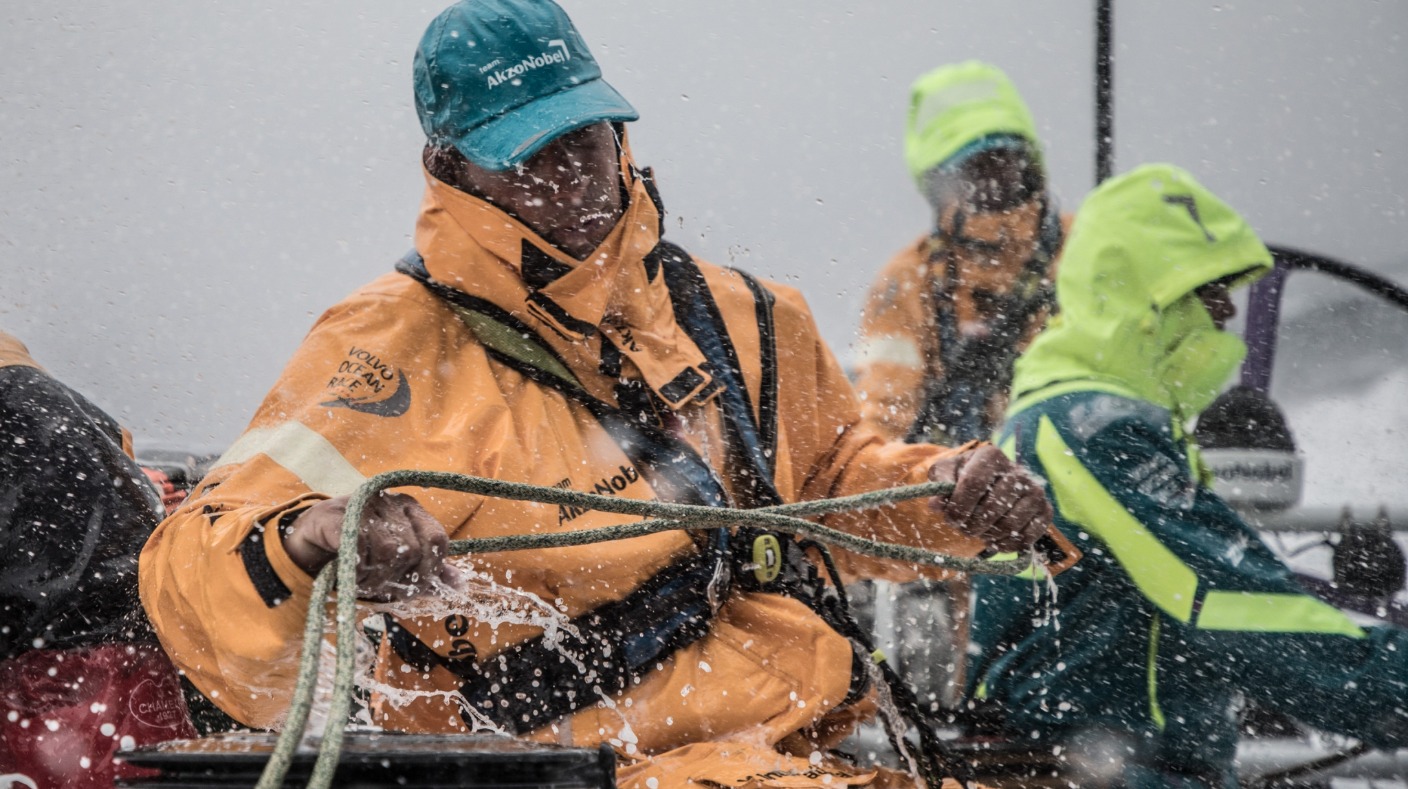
<box><xmin>0</xmin><ymin>331</ymin><xmax>196</xmax><ymax>787</ymax></box>
<box><xmin>0</xmin><ymin>331</ymin><xmax>164</xmax><ymax>657</ymax></box>
<box><xmin>967</xmin><ymin>165</ymin><xmax>1408</xmax><ymax>787</ymax></box>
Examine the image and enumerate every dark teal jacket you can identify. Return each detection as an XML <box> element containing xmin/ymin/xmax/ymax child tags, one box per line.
<box><xmin>969</xmin><ymin>388</ymin><xmax>1376</xmax><ymax>746</ymax></box>
<box><xmin>968</xmin><ymin>163</ymin><xmax>1408</xmax><ymax>784</ymax></box>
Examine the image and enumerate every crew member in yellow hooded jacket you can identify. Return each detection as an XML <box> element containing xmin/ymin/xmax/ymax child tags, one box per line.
<box><xmin>138</xmin><ymin>2</ymin><xmax>1073</xmax><ymax>787</ymax></box>
<box><xmin>969</xmin><ymin>164</ymin><xmax>1408</xmax><ymax>788</ymax></box>
<box><xmin>853</xmin><ymin>62</ymin><xmax>1070</xmax><ymax>446</ymax></box>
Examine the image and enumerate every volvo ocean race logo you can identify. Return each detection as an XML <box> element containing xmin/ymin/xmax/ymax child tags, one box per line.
<box><xmin>485</xmin><ymin>39</ymin><xmax>569</xmax><ymax>88</ymax></box>
<box><xmin>321</xmin><ymin>345</ymin><xmax>411</xmax><ymax>418</ymax></box>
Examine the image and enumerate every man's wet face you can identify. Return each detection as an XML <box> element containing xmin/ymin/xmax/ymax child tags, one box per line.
<box><xmin>440</xmin><ymin>122</ymin><xmax>626</xmax><ymax>259</ymax></box>
<box><xmin>953</xmin><ymin>148</ymin><xmax>1044</xmax><ymax>211</ymax></box>
<box><xmin>1195</xmin><ymin>281</ymin><xmax>1236</xmax><ymax>330</ymax></box>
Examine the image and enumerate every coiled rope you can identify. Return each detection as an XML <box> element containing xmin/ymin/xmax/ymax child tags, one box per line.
<box><xmin>255</xmin><ymin>470</ymin><xmax>1035</xmax><ymax>789</ymax></box>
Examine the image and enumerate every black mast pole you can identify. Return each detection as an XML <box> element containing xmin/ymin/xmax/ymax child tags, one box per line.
<box><xmin>1095</xmin><ymin>0</ymin><xmax>1114</xmax><ymax>183</ymax></box>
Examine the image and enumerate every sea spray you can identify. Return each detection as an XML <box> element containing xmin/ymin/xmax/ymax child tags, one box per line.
<box><xmin>351</xmin><ymin>563</ymin><xmax>581</xmax><ymax>727</ymax></box>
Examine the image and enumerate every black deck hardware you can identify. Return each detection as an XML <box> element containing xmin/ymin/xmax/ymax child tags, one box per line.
<box><xmin>118</xmin><ymin>731</ymin><xmax>616</xmax><ymax>789</ymax></box>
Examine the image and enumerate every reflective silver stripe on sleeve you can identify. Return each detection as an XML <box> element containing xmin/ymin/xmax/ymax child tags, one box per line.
<box><xmin>212</xmin><ymin>421</ymin><xmax>368</xmax><ymax>497</ymax></box>
<box><xmin>854</xmin><ymin>336</ymin><xmax>924</xmax><ymax>369</ymax></box>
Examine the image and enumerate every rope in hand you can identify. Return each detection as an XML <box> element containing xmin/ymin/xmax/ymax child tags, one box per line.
<box><xmin>255</xmin><ymin>470</ymin><xmax>1037</xmax><ymax>789</ymax></box>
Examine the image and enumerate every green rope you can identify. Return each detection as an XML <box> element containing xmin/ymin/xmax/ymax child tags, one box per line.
<box><xmin>256</xmin><ymin>470</ymin><xmax>1035</xmax><ymax>788</ymax></box>
<box><xmin>256</xmin><ymin>567</ymin><xmax>334</xmax><ymax>789</ymax></box>
<box><xmin>443</xmin><ymin>475</ymin><xmax>1019</xmax><ymax>573</ymax></box>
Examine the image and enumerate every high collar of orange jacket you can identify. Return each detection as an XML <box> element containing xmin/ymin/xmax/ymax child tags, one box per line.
<box><xmin>413</xmin><ymin>148</ymin><xmax>717</xmax><ymax>410</ymax></box>
<box><xmin>0</xmin><ymin>331</ymin><xmax>41</xmax><ymax>371</ymax></box>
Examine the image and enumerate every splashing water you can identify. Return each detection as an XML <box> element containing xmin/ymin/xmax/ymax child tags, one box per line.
<box><xmin>358</xmin><ymin>681</ymin><xmax>504</xmax><ymax>734</ymax></box>
<box><xmin>1033</xmin><ymin>551</ymin><xmax>1062</xmax><ymax>633</ymax></box>
<box><xmin>866</xmin><ymin>659</ymin><xmax>924</xmax><ymax>782</ymax></box>
<box><xmin>1031</xmin><ymin>554</ymin><xmax>1065</xmax><ymax>720</ymax></box>
<box><xmin>368</xmin><ymin>566</ymin><xmax>579</xmax><ymax>648</ymax></box>
<box><xmin>336</xmin><ymin>564</ymin><xmax>583</xmax><ymax>728</ymax></box>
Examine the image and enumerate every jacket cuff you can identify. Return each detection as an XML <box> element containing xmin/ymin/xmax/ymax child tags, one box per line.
<box><xmin>242</xmin><ymin>495</ymin><xmax>326</xmax><ymax>607</ymax></box>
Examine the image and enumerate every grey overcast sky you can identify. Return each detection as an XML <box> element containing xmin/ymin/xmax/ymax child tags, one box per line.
<box><xmin>2</xmin><ymin>2</ymin><xmax>1405</xmax><ymax>505</ymax></box>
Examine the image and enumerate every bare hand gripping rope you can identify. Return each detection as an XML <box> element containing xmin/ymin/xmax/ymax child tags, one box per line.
<box><xmin>254</xmin><ymin>470</ymin><xmax>1034</xmax><ymax>789</ymax></box>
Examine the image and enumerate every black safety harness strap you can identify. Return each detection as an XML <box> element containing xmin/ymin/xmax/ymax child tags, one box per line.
<box><xmin>909</xmin><ymin>197</ymin><xmax>1062</xmax><ymax>444</ymax></box>
<box><xmin>656</xmin><ymin>246</ymin><xmax>975</xmax><ymax>787</ymax></box>
<box><xmin>657</xmin><ymin>245</ymin><xmax>780</xmax><ymax>508</ymax></box>
<box><xmin>397</xmin><ymin>252</ymin><xmax>733</xmax><ymax>512</ymax></box>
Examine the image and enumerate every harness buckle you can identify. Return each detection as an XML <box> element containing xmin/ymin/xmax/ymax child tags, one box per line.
<box><xmin>751</xmin><ymin>533</ymin><xmax>783</xmax><ymax>585</ymax></box>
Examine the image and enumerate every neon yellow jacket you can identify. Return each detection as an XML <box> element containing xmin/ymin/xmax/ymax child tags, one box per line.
<box><xmin>969</xmin><ymin>166</ymin><xmax>1408</xmax><ymax>779</ymax></box>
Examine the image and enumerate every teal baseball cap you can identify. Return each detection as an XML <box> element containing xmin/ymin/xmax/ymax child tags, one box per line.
<box><xmin>413</xmin><ymin>0</ymin><xmax>639</xmax><ymax>171</ymax></box>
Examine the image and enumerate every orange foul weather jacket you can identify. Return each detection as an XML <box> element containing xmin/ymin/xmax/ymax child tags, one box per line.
<box><xmin>140</xmin><ymin>159</ymin><xmax>988</xmax><ymax>787</ymax></box>
<box><xmin>852</xmin><ymin>213</ymin><xmax>1071</xmax><ymax>443</ymax></box>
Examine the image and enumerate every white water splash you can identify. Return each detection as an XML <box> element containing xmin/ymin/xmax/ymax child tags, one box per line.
<box><xmin>866</xmin><ymin>659</ymin><xmax>923</xmax><ymax>783</ymax></box>
<box><xmin>347</xmin><ymin>565</ymin><xmax>583</xmax><ymax>726</ymax></box>
<box><xmin>367</xmin><ymin>567</ymin><xmax>580</xmax><ymax>649</ymax></box>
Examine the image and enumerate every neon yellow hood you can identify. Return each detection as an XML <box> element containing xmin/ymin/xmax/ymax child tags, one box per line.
<box><xmin>904</xmin><ymin>61</ymin><xmax>1042</xmax><ymax>183</ymax></box>
<box><xmin>1009</xmin><ymin>164</ymin><xmax>1273</xmax><ymax>417</ymax></box>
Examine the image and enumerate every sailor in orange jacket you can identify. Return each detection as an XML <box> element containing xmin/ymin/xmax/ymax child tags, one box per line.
<box><xmin>139</xmin><ymin>3</ymin><xmax>1055</xmax><ymax>786</ymax></box>
<box><xmin>854</xmin><ymin>63</ymin><xmax>1071</xmax><ymax>446</ymax></box>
